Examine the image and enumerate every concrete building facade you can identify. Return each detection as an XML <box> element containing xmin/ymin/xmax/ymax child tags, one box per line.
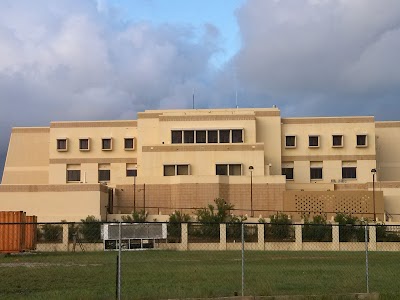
<box><xmin>0</xmin><ymin>108</ymin><xmax>398</xmax><ymax>222</ymax></box>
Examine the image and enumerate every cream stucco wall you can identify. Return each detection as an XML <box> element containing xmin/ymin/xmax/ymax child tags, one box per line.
<box><xmin>376</xmin><ymin>122</ymin><xmax>400</xmax><ymax>181</ymax></box>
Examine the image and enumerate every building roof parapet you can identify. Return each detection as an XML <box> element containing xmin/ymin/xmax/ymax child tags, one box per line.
<box><xmin>375</xmin><ymin>121</ymin><xmax>400</xmax><ymax>128</ymax></box>
<box><xmin>282</xmin><ymin>116</ymin><xmax>374</xmax><ymax>124</ymax></box>
<box><xmin>12</xmin><ymin>127</ymin><xmax>50</xmax><ymax>133</ymax></box>
<box><xmin>50</xmin><ymin>120</ymin><xmax>137</xmax><ymax>128</ymax></box>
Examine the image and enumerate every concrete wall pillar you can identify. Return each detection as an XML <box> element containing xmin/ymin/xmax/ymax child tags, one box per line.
<box><xmin>219</xmin><ymin>223</ymin><xmax>227</xmax><ymax>250</ymax></box>
<box><xmin>369</xmin><ymin>225</ymin><xmax>377</xmax><ymax>251</ymax></box>
<box><xmin>180</xmin><ymin>223</ymin><xmax>188</xmax><ymax>251</ymax></box>
<box><xmin>62</xmin><ymin>223</ymin><xmax>69</xmax><ymax>252</ymax></box>
<box><xmin>257</xmin><ymin>223</ymin><xmax>265</xmax><ymax>250</ymax></box>
<box><xmin>295</xmin><ymin>223</ymin><xmax>302</xmax><ymax>251</ymax></box>
<box><xmin>332</xmin><ymin>223</ymin><xmax>340</xmax><ymax>251</ymax></box>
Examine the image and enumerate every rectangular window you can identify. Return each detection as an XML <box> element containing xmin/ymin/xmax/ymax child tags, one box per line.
<box><xmin>177</xmin><ymin>165</ymin><xmax>189</xmax><ymax>175</ymax></box>
<box><xmin>126</xmin><ymin>169</ymin><xmax>137</xmax><ymax>177</ymax></box>
<box><xmin>342</xmin><ymin>167</ymin><xmax>356</xmax><ymax>179</ymax></box>
<box><xmin>219</xmin><ymin>130</ymin><xmax>230</xmax><ymax>143</ymax></box>
<box><xmin>282</xmin><ymin>168</ymin><xmax>294</xmax><ymax>180</ymax></box>
<box><xmin>124</xmin><ymin>138</ymin><xmax>135</xmax><ymax>150</ymax></box>
<box><xmin>102</xmin><ymin>138</ymin><xmax>112</xmax><ymax>150</ymax></box>
<box><xmin>196</xmin><ymin>131</ymin><xmax>206</xmax><ymax>143</ymax></box>
<box><xmin>232</xmin><ymin>130</ymin><xmax>243</xmax><ymax>143</ymax></box>
<box><xmin>356</xmin><ymin>134</ymin><xmax>367</xmax><ymax>147</ymax></box>
<box><xmin>57</xmin><ymin>138</ymin><xmax>68</xmax><ymax>151</ymax></box>
<box><xmin>216</xmin><ymin>164</ymin><xmax>228</xmax><ymax>175</ymax></box>
<box><xmin>208</xmin><ymin>130</ymin><xmax>218</xmax><ymax>143</ymax></box>
<box><xmin>79</xmin><ymin>138</ymin><xmax>90</xmax><ymax>151</ymax></box>
<box><xmin>228</xmin><ymin>164</ymin><xmax>241</xmax><ymax>176</ymax></box>
<box><xmin>285</xmin><ymin>136</ymin><xmax>296</xmax><ymax>148</ymax></box>
<box><xmin>98</xmin><ymin>170</ymin><xmax>110</xmax><ymax>182</ymax></box>
<box><xmin>163</xmin><ymin>164</ymin><xmax>189</xmax><ymax>176</ymax></box>
<box><xmin>309</xmin><ymin>135</ymin><xmax>320</xmax><ymax>147</ymax></box>
<box><xmin>184</xmin><ymin>131</ymin><xmax>194</xmax><ymax>143</ymax></box>
<box><xmin>310</xmin><ymin>167</ymin><xmax>323</xmax><ymax>180</ymax></box>
<box><xmin>172</xmin><ymin>131</ymin><xmax>182</xmax><ymax>144</ymax></box>
<box><xmin>332</xmin><ymin>135</ymin><xmax>343</xmax><ymax>147</ymax></box>
<box><xmin>67</xmin><ymin>170</ymin><xmax>80</xmax><ymax>182</ymax></box>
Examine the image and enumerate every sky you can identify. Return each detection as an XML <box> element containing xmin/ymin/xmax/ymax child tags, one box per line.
<box><xmin>1</xmin><ymin>0</ymin><xmax>400</xmax><ymax>181</ymax></box>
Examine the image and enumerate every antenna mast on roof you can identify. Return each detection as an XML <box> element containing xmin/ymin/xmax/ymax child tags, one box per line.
<box><xmin>192</xmin><ymin>88</ymin><xmax>195</xmax><ymax>109</ymax></box>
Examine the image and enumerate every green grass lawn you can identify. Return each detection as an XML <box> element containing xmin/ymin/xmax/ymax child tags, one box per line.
<box><xmin>0</xmin><ymin>250</ymin><xmax>399</xmax><ymax>299</ymax></box>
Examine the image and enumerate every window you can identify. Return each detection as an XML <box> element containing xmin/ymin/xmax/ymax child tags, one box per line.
<box><xmin>98</xmin><ymin>170</ymin><xmax>110</xmax><ymax>182</ymax></box>
<box><xmin>102</xmin><ymin>138</ymin><xmax>112</xmax><ymax>150</ymax></box>
<box><xmin>172</xmin><ymin>131</ymin><xmax>182</xmax><ymax>144</ymax></box>
<box><xmin>309</xmin><ymin>135</ymin><xmax>320</xmax><ymax>147</ymax></box>
<box><xmin>184</xmin><ymin>131</ymin><xmax>194</xmax><ymax>143</ymax></box>
<box><xmin>79</xmin><ymin>138</ymin><xmax>90</xmax><ymax>151</ymax></box>
<box><xmin>219</xmin><ymin>130</ymin><xmax>230</xmax><ymax>143</ymax></box>
<box><xmin>332</xmin><ymin>135</ymin><xmax>343</xmax><ymax>147</ymax></box>
<box><xmin>126</xmin><ymin>169</ymin><xmax>137</xmax><ymax>177</ymax></box>
<box><xmin>208</xmin><ymin>130</ymin><xmax>218</xmax><ymax>143</ymax></box>
<box><xmin>285</xmin><ymin>136</ymin><xmax>296</xmax><ymax>148</ymax></box>
<box><xmin>124</xmin><ymin>138</ymin><xmax>135</xmax><ymax>150</ymax></box>
<box><xmin>67</xmin><ymin>170</ymin><xmax>80</xmax><ymax>182</ymax></box>
<box><xmin>57</xmin><ymin>138</ymin><xmax>68</xmax><ymax>151</ymax></box>
<box><xmin>216</xmin><ymin>164</ymin><xmax>242</xmax><ymax>176</ymax></box>
<box><xmin>196</xmin><ymin>131</ymin><xmax>206</xmax><ymax>143</ymax></box>
<box><xmin>356</xmin><ymin>134</ymin><xmax>367</xmax><ymax>147</ymax></box>
<box><xmin>232</xmin><ymin>130</ymin><xmax>243</xmax><ymax>143</ymax></box>
<box><xmin>310</xmin><ymin>162</ymin><xmax>323</xmax><ymax>180</ymax></box>
<box><xmin>163</xmin><ymin>164</ymin><xmax>190</xmax><ymax>176</ymax></box>
<box><xmin>282</xmin><ymin>168</ymin><xmax>294</xmax><ymax>180</ymax></box>
<box><xmin>342</xmin><ymin>161</ymin><xmax>357</xmax><ymax>179</ymax></box>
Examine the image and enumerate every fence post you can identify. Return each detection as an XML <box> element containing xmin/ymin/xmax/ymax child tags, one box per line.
<box><xmin>180</xmin><ymin>223</ymin><xmax>188</xmax><ymax>251</ymax></box>
<box><xmin>257</xmin><ymin>223</ymin><xmax>264</xmax><ymax>250</ymax></box>
<box><xmin>332</xmin><ymin>223</ymin><xmax>340</xmax><ymax>251</ymax></box>
<box><xmin>219</xmin><ymin>223</ymin><xmax>226</xmax><ymax>250</ymax></box>
<box><xmin>62</xmin><ymin>223</ymin><xmax>69</xmax><ymax>252</ymax></box>
<box><xmin>365</xmin><ymin>224</ymin><xmax>369</xmax><ymax>294</ymax></box>
<box><xmin>295</xmin><ymin>223</ymin><xmax>302</xmax><ymax>251</ymax></box>
<box><xmin>369</xmin><ymin>224</ymin><xmax>377</xmax><ymax>251</ymax></box>
<box><xmin>241</xmin><ymin>222</ymin><xmax>245</xmax><ymax>297</ymax></box>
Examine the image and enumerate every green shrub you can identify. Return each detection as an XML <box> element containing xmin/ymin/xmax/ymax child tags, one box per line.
<box><xmin>334</xmin><ymin>213</ymin><xmax>365</xmax><ymax>242</ymax></box>
<box><xmin>302</xmin><ymin>215</ymin><xmax>332</xmax><ymax>242</ymax></box>
<box><xmin>121</xmin><ymin>210</ymin><xmax>148</xmax><ymax>222</ymax></box>
<box><xmin>38</xmin><ymin>224</ymin><xmax>63</xmax><ymax>243</ymax></box>
<box><xmin>265</xmin><ymin>213</ymin><xmax>294</xmax><ymax>241</ymax></box>
<box><xmin>80</xmin><ymin>216</ymin><xmax>101</xmax><ymax>243</ymax></box>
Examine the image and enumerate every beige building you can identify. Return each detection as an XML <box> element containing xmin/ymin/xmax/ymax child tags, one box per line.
<box><xmin>1</xmin><ymin>107</ymin><xmax>398</xmax><ymax>222</ymax></box>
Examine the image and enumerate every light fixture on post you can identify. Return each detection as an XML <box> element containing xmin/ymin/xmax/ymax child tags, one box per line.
<box><xmin>371</xmin><ymin>168</ymin><xmax>377</xmax><ymax>221</ymax></box>
<box><xmin>249</xmin><ymin>166</ymin><xmax>254</xmax><ymax>217</ymax></box>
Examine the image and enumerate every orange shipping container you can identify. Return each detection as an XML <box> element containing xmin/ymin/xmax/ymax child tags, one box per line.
<box><xmin>25</xmin><ymin>215</ymin><xmax>38</xmax><ymax>251</ymax></box>
<box><xmin>0</xmin><ymin>211</ymin><xmax>26</xmax><ymax>253</ymax></box>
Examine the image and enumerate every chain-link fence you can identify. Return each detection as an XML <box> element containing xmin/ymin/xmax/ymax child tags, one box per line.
<box><xmin>1</xmin><ymin>221</ymin><xmax>400</xmax><ymax>299</ymax></box>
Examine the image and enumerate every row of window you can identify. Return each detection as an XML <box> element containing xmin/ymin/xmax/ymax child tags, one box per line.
<box><xmin>285</xmin><ymin>134</ymin><xmax>368</xmax><ymax>148</ymax></box>
<box><xmin>171</xmin><ymin>129</ymin><xmax>243</xmax><ymax>144</ymax></box>
<box><xmin>163</xmin><ymin>164</ymin><xmax>243</xmax><ymax>176</ymax></box>
<box><xmin>281</xmin><ymin>167</ymin><xmax>357</xmax><ymax>181</ymax></box>
<box><xmin>66</xmin><ymin>167</ymin><xmax>137</xmax><ymax>182</ymax></box>
<box><xmin>57</xmin><ymin>137</ymin><xmax>135</xmax><ymax>152</ymax></box>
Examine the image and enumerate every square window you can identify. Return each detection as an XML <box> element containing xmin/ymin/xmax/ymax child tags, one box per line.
<box><xmin>67</xmin><ymin>170</ymin><xmax>80</xmax><ymax>182</ymax></box>
<box><xmin>342</xmin><ymin>167</ymin><xmax>356</xmax><ymax>179</ymax></box>
<box><xmin>216</xmin><ymin>164</ymin><xmax>228</xmax><ymax>175</ymax></box>
<box><xmin>282</xmin><ymin>168</ymin><xmax>294</xmax><ymax>180</ymax></box>
<box><xmin>228</xmin><ymin>164</ymin><xmax>241</xmax><ymax>176</ymax></box>
<box><xmin>332</xmin><ymin>135</ymin><xmax>343</xmax><ymax>147</ymax></box>
<box><xmin>285</xmin><ymin>136</ymin><xmax>296</xmax><ymax>148</ymax></box>
<box><xmin>172</xmin><ymin>131</ymin><xmax>182</xmax><ymax>144</ymax></box>
<box><xmin>184</xmin><ymin>131</ymin><xmax>194</xmax><ymax>143</ymax></box>
<box><xmin>177</xmin><ymin>165</ymin><xmax>189</xmax><ymax>175</ymax></box>
<box><xmin>219</xmin><ymin>130</ymin><xmax>230</xmax><ymax>143</ymax></box>
<box><xmin>164</xmin><ymin>165</ymin><xmax>175</xmax><ymax>176</ymax></box>
<box><xmin>102</xmin><ymin>138</ymin><xmax>112</xmax><ymax>150</ymax></box>
<box><xmin>309</xmin><ymin>135</ymin><xmax>320</xmax><ymax>147</ymax></box>
<box><xmin>196</xmin><ymin>131</ymin><xmax>206</xmax><ymax>143</ymax></box>
<box><xmin>57</xmin><ymin>139</ymin><xmax>68</xmax><ymax>151</ymax></box>
<box><xmin>98</xmin><ymin>170</ymin><xmax>110</xmax><ymax>182</ymax></box>
<box><xmin>356</xmin><ymin>135</ymin><xmax>367</xmax><ymax>147</ymax></box>
<box><xmin>310</xmin><ymin>167</ymin><xmax>323</xmax><ymax>180</ymax></box>
<box><xmin>124</xmin><ymin>138</ymin><xmax>134</xmax><ymax>150</ymax></box>
<box><xmin>232</xmin><ymin>130</ymin><xmax>243</xmax><ymax>143</ymax></box>
<box><xmin>208</xmin><ymin>130</ymin><xmax>218</xmax><ymax>143</ymax></box>
<box><xmin>79</xmin><ymin>138</ymin><xmax>90</xmax><ymax>151</ymax></box>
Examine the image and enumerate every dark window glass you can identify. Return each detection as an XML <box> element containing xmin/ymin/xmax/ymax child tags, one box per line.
<box><xmin>196</xmin><ymin>131</ymin><xmax>206</xmax><ymax>143</ymax></box>
<box><xmin>282</xmin><ymin>168</ymin><xmax>294</xmax><ymax>180</ymax></box>
<box><xmin>309</xmin><ymin>136</ymin><xmax>319</xmax><ymax>147</ymax></box>
<box><xmin>208</xmin><ymin>130</ymin><xmax>218</xmax><ymax>143</ymax></box>
<box><xmin>232</xmin><ymin>130</ymin><xmax>243</xmax><ymax>143</ymax></box>
<box><xmin>332</xmin><ymin>135</ymin><xmax>343</xmax><ymax>147</ymax></box>
<box><xmin>357</xmin><ymin>135</ymin><xmax>367</xmax><ymax>146</ymax></box>
<box><xmin>98</xmin><ymin>170</ymin><xmax>110</xmax><ymax>182</ymax></box>
<box><xmin>164</xmin><ymin>165</ymin><xmax>175</xmax><ymax>176</ymax></box>
<box><xmin>310</xmin><ymin>168</ymin><xmax>323</xmax><ymax>180</ymax></box>
<box><xmin>184</xmin><ymin>131</ymin><xmax>194</xmax><ymax>143</ymax></box>
<box><xmin>216</xmin><ymin>164</ymin><xmax>228</xmax><ymax>175</ymax></box>
<box><xmin>126</xmin><ymin>169</ymin><xmax>137</xmax><ymax>177</ymax></box>
<box><xmin>171</xmin><ymin>131</ymin><xmax>182</xmax><ymax>144</ymax></box>
<box><xmin>342</xmin><ymin>167</ymin><xmax>356</xmax><ymax>179</ymax></box>
<box><xmin>286</xmin><ymin>136</ymin><xmax>296</xmax><ymax>147</ymax></box>
<box><xmin>57</xmin><ymin>139</ymin><xmax>67</xmax><ymax>150</ymax></box>
<box><xmin>79</xmin><ymin>139</ymin><xmax>89</xmax><ymax>150</ymax></box>
<box><xmin>102</xmin><ymin>138</ymin><xmax>112</xmax><ymax>150</ymax></box>
<box><xmin>67</xmin><ymin>170</ymin><xmax>80</xmax><ymax>182</ymax></box>
<box><xmin>177</xmin><ymin>165</ymin><xmax>189</xmax><ymax>175</ymax></box>
<box><xmin>124</xmin><ymin>138</ymin><xmax>134</xmax><ymax>149</ymax></box>
<box><xmin>229</xmin><ymin>164</ymin><xmax>241</xmax><ymax>175</ymax></box>
<box><xmin>219</xmin><ymin>130</ymin><xmax>230</xmax><ymax>143</ymax></box>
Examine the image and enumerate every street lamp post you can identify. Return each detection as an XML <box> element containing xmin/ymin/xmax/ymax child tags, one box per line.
<box><xmin>371</xmin><ymin>168</ymin><xmax>377</xmax><ymax>221</ymax></box>
<box><xmin>249</xmin><ymin>166</ymin><xmax>254</xmax><ymax>217</ymax></box>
